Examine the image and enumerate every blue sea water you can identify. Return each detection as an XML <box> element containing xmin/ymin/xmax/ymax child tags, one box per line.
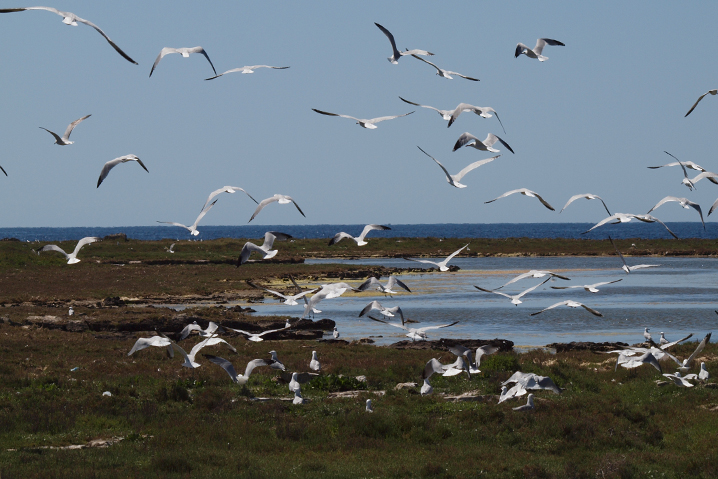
<box><xmin>1</xmin><ymin>222</ymin><xmax>716</xmax><ymax>242</ymax></box>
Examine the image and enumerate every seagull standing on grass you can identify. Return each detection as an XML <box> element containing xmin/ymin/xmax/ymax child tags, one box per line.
<box><xmin>515</xmin><ymin>38</ymin><xmax>565</xmax><ymax>61</ymax></box>
<box><xmin>453</xmin><ymin>132</ymin><xmax>514</xmax><ymax>154</ymax></box>
<box><xmin>249</xmin><ymin>194</ymin><xmax>305</xmax><ymax>222</ymax></box>
<box><xmin>474</xmin><ymin>278</ymin><xmax>550</xmax><ymax>305</ymax></box>
<box><xmin>97</xmin><ymin>154</ymin><xmax>148</xmax><ymax>187</ymax></box>
<box><xmin>366</xmin><ymin>399</ymin><xmax>374</xmax><ymax>412</ymax></box>
<box><xmin>374</xmin><ymin>23</ymin><xmax>434</xmax><ymax>64</ymax></box>
<box><xmin>39</xmin><ymin>237</ymin><xmax>100</xmax><ymax>264</ymax></box>
<box><xmin>404</xmin><ymin>244</ymin><xmax>469</xmax><ymax>271</ymax></box>
<box><xmin>418</xmin><ymin>146</ymin><xmax>500</xmax><ymax>189</ymax></box>
<box><xmin>329</xmin><ymin>224</ymin><xmax>390</xmax><ymax>246</ymax></box>
<box><xmin>157</xmin><ymin>200</ymin><xmax>217</xmax><ymax>237</ymax></box>
<box><xmin>149</xmin><ymin>46</ymin><xmax>216</xmax><ymax>77</ymax></box>
<box><xmin>485</xmin><ymin>188</ymin><xmax>554</xmax><ymax>211</ymax></box>
<box><xmin>40</xmin><ymin>115</ymin><xmax>91</xmax><ymax>145</ymax></box>
<box><xmin>237</xmin><ymin>232</ymin><xmax>293</xmax><ymax>266</ymax></box>
<box><xmin>310</xmin><ymin>351</ymin><xmax>321</xmax><ymax>371</ymax></box>
<box><xmin>312</xmin><ymin>108</ymin><xmax>414</xmax><ymax>129</ymax></box>
<box><xmin>205</xmin><ymin>65</ymin><xmax>289</xmax><ymax>80</ymax></box>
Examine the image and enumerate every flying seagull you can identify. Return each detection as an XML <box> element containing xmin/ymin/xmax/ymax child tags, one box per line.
<box><xmin>404</xmin><ymin>243</ymin><xmax>469</xmax><ymax>271</ymax></box>
<box><xmin>474</xmin><ymin>278</ymin><xmax>550</xmax><ymax>305</ymax></box>
<box><xmin>374</xmin><ymin>22</ymin><xmax>434</xmax><ymax>63</ymax></box>
<box><xmin>357</xmin><ymin>275</ymin><xmax>411</xmax><ymax>296</ymax></box>
<box><xmin>550</xmin><ymin>279</ymin><xmax>622</xmax><ymax>293</ymax></box>
<box><xmin>583</xmin><ymin>213</ymin><xmax>678</xmax><ymax>239</ymax></box>
<box><xmin>312</xmin><ymin>108</ymin><xmax>414</xmax><ymax>129</ymax></box>
<box><xmin>204</xmin><ymin>355</ymin><xmax>269</xmax><ymax>385</ymax></box>
<box><xmin>329</xmin><ymin>224</ymin><xmax>390</xmax><ymax>246</ymax></box>
<box><xmin>227</xmin><ymin>325</ymin><xmax>290</xmax><ymax>342</ymax></box>
<box><xmin>249</xmin><ymin>194</ymin><xmax>305</xmax><ymax>222</ymax></box>
<box><xmin>247</xmin><ymin>281</ymin><xmax>317</xmax><ymax>306</ymax></box>
<box><xmin>205</xmin><ymin>65</ymin><xmax>289</xmax><ymax>80</ymax></box>
<box><xmin>530</xmin><ymin>300</ymin><xmax>603</xmax><ymax>317</ymax></box>
<box><xmin>485</xmin><ymin>188</ymin><xmax>555</xmax><ymax>211</ymax></box>
<box><xmin>685</xmin><ymin>89</ymin><xmax>717</xmax><ymax>117</ymax></box>
<box><xmin>677</xmin><ymin>333</ymin><xmax>712</xmax><ymax>373</ymax></box>
<box><xmin>39</xmin><ymin>114</ymin><xmax>91</xmax><ymax>146</ymax></box>
<box><xmin>201</xmin><ymin>186</ymin><xmax>258</xmax><ymax>212</ymax></box>
<box><xmin>166</xmin><ymin>335</ymin><xmax>237</xmax><ymax>369</ymax></box>
<box><xmin>179</xmin><ymin>320</ymin><xmax>223</xmax><ymax>341</ymax></box>
<box><xmin>39</xmin><ymin>236</ymin><xmax>99</xmax><ymax>264</ymax></box>
<box><xmin>367</xmin><ymin>315</ymin><xmax>459</xmax><ymax>341</ymax></box>
<box><xmin>512</xmin><ymin>394</ymin><xmax>535</xmax><ymax>412</ymax></box>
<box><xmin>452</xmin><ymin>132</ymin><xmax>514</xmax><ymax>154</ymax></box>
<box><xmin>647</xmin><ymin>196</ymin><xmax>705</xmax><ymax>229</ymax></box>
<box><xmin>560</xmin><ymin>193</ymin><xmax>611</xmax><ymax>215</ymax></box>
<box><xmin>237</xmin><ymin>231</ymin><xmax>293</xmax><ymax>266</ymax></box>
<box><xmin>447</xmin><ymin>104</ymin><xmax>505</xmax><ymax>132</ymax></box>
<box><xmin>495</xmin><ymin>270</ymin><xmax>570</xmax><ymax>290</ymax></box>
<box><xmin>96</xmin><ymin>154</ymin><xmax>148</xmax><ymax>188</ymax></box>
<box><xmin>157</xmin><ymin>200</ymin><xmax>217</xmax><ymax>237</ymax></box>
<box><xmin>359</xmin><ymin>300</ymin><xmax>405</xmax><ymax>325</ymax></box>
<box><xmin>418</xmin><ymin>146</ymin><xmax>500</xmax><ymax>189</ymax></box>
<box><xmin>515</xmin><ymin>38</ymin><xmax>565</xmax><ymax>61</ymax></box>
<box><xmin>0</xmin><ymin>6</ymin><xmax>137</xmax><ymax>64</ymax></box>
<box><xmin>149</xmin><ymin>46</ymin><xmax>216</xmax><ymax>77</ymax></box>
<box><xmin>609</xmin><ymin>236</ymin><xmax>660</xmax><ymax>273</ymax></box>
<box><xmin>399</xmin><ymin>96</ymin><xmax>456</xmax><ymax>121</ymax></box>
<box><xmin>127</xmin><ymin>335</ymin><xmax>173</xmax><ymax>357</ymax></box>
<box><xmin>410</xmin><ymin>54</ymin><xmax>479</xmax><ymax>81</ymax></box>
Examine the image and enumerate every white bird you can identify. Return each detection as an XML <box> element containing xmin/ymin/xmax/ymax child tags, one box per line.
<box><xmin>127</xmin><ymin>335</ymin><xmax>173</xmax><ymax>356</ymax></box>
<box><xmin>474</xmin><ymin>278</ymin><xmax>550</xmax><ymax>305</ymax></box>
<box><xmin>441</xmin><ymin>356</ymin><xmax>471</xmax><ymax>378</ymax></box>
<box><xmin>698</xmin><ymin>362</ymin><xmax>710</xmax><ymax>381</ymax></box>
<box><xmin>300</xmin><ymin>282</ymin><xmax>360</xmax><ymax>319</ymax></box>
<box><xmin>312</xmin><ymin>108</ymin><xmax>414</xmax><ymax>129</ymax></box>
<box><xmin>584</xmin><ymin>213</ymin><xmax>678</xmax><ymax>239</ymax></box>
<box><xmin>515</xmin><ymin>38</ymin><xmax>565</xmax><ymax>61</ymax></box>
<box><xmin>644</xmin><ymin>328</ymin><xmax>653</xmax><ymax>343</ymax></box>
<box><xmin>422</xmin><ymin>358</ymin><xmax>446</xmax><ymax>383</ymax></box>
<box><xmin>237</xmin><ymin>231</ymin><xmax>293</xmax><ymax>266</ymax></box>
<box><xmin>398</xmin><ymin>96</ymin><xmax>456</xmax><ymax>121</ymax></box>
<box><xmin>530</xmin><ymin>300</ymin><xmax>603</xmax><ymax>317</ymax></box>
<box><xmin>287</xmin><ymin>371</ymin><xmax>318</xmax><ymax>392</ymax></box>
<box><xmin>204</xmin><ymin>355</ymin><xmax>269</xmax><ymax>385</ymax></box>
<box><xmin>410</xmin><ymin>54</ymin><xmax>479</xmax><ymax>81</ymax></box>
<box><xmin>418</xmin><ymin>146</ymin><xmax>500</xmax><ymax>189</ymax></box>
<box><xmin>165</xmin><ymin>243</ymin><xmax>175</xmax><ymax>254</ymax></box>
<box><xmin>366</xmin><ymin>399</ymin><xmax>373</xmax><ymax>412</ymax></box>
<box><xmin>374</xmin><ymin>23</ymin><xmax>433</xmax><ymax>64</ymax></box>
<box><xmin>559</xmin><ymin>193</ymin><xmax>611</xmax><ymax>215</ymax></box>
<box><xmin>228</xmin><ymin>325</ymin><xmax>290</xmax><ymax>342</ymax></box>
<box><xmin>249</xmin><ymin>194</ymin><xmax>305</xmax><ymax>222</ymax></box>
<box><xmin>404</xmin><ymin>243</ymin><xmax>469</xmax><ymax>271</ymax></box>
<box><xmin>359</xmin><ymin>300</ymin><xmax>405</xmax><ymax>325</ymax></box>
<box><xmin>179</xmin><ymin>320</ymin><xmax>223</xmax><ymax>340</ymax></box>
<box><xmin>248</xmin><ymin>281</ymin><xmax>317</xmax><ymax>306</ymax></box>
<box><xmin>310</xmin><ymin>351</ymin><xmax>321</xmax><ymax>371</ymax></box>
<box><xmin>659</xmin><ymin>332</ymin><xmax>669</xmax><ymax>346</ymax></box>
<box><xmin>663</xmin><ymin>371</ymin><xmax>694</xmax><ymax>387</ymax></box>
<box><xmin>289</xmin><ymin>275</ymin><xmax>323</xmax><ymax>316</ymax></box>
<box><xmin>447</xmin><ymin>104</ymin><xmax>505</xmax><ymax>132</ymax></box>
<box><xmin>367</xmin><ymin>315</ymin><xmax>459</xmax><ymax>341</ymax></box>
<box><xmin>677</xmin><ymin>333</ymin><xmax>712</xmax><ymax>373</ymax></box>
<box><xmin>200</xmin><ymin>186</ymin><xmax>258</xmax><ymax>212</ymax></box>
<box><xmin>485</xmin><ymin>188</ymin><xmax>554</xmax><ymax>211</ymax></box>
<box><xmin>647</xmin><ymin>196</ymin><xmax>704</xmax><ymax>229</ymax></box>
<box><xmin>333</xmin><ymin>327</ymin><xmax>340</xmax><ymax>339</ymax></box>
<box><xmin>293</xmin><ymin>389</ymin><xmax>306</xmax><ymax>405</ymax></box>
<box><xmin>420</xmin><ymin>378</ymin><xmax>433</xmax><ymax>396</ymax></box>
<box><xmin>495</xmin><ymin>270</ymin><xmax>570</xmax><ymax>290</ymax></box>
<box><xmin>329</xmin><ymin>224</ymin><xmax>390</xmax><ymax>246</ymax></box>
<box><xmin>96</xmin><ymin>154</ymin><xmax>148</xmax><ymax>188</ymax></box>
<box><xmin>659</xmin><ymin>333</ymin><xmax>694</xmax><ymax>351</ymax></box>
<box><xmin>512</xmin><ymin>394</ymin><xmax>535</xmax><ymax>411</ymax></box>
<box><xmin>0</xmin><ymin>6</ymin><xmax>137</xmax><ymax>64</ymax></box>
<box><xmin>268</xmin><ymin>350</ymin><xmax>286</xmax><ymax>371</ymax></box>
<box><xmin>685</xmin><ymin>170</ymin><xmax>718</xmax><ymax>190</ymax></box>
<box><xmin>550</xmin><ymin>279</ymin><xmax>622</xmax><ymax>293</ymax></box>
<box><xmin>357</xmin><ymin>275</ymin><xmax>411</xmax><ymax>296</ymax></box>
<box><xmin>149</xmin><ymin>46</ymin><xmax>216</xmax><ymax>77</ymax></box>
<box><xmin>39</xmin><ymin>236</ymin><xmax>100</xmax><ymax>264</ymax></box>
<box><xmin>447</xmin><ymin>344</ymin><xmax>499</xmax><ymax>374</ymax></box>
<box><xmin>685</xmin><ymin>89</ymin><xmax>717</xmax><ymax>117</ymax></box>
<box><xmin>453</xmin><ymin>132</ymin><xmax>514</xmax><ymax>154</ymax></box>
<box><xmin>614</xmin><ymin>350</ymin><xmax>662</xmax><ymax>373</ymax></box>
<box><xmin>709</xmin><ymin>198</ymin><xmax>718</xmax><ymax>217</ymax></box>
<box><xmin>609</xmin><ymin>236</ymin><xmax>661</xmax><ymax>273</ymax></box>
<box><xmin>157</xmin><ymin>200</ymin><xmax>217</xmax><ymax>237</ymax></box>
<box><xmin>502</xmin><ymin>371</ymin><xmax>561</xmax><ymax>394</ymax></box>
<box><xmin>656</xmin><ymin>151</ymin><xmax>707</xmax><ymax>191</ymax></box>
<box><xmin>205</xmin><ymin>65</ymin><xmax>289</xmax><ymax>80</ymax></box>
<box><xmin>68</xmin><ymin>307</ymin><xmax>74</xmax><ymax>316</ymax></box>
<box><xmin>648</xmin><ymin>159</ymin><xmax>711</xmax><ymax>175</ymax></box>
<box><xmin>169</xmin><ymin>335</ymin><xmax>237</xmax><ymax>369</ymax></box>
<box><xmin>39</xmin><ymin>114</ymin><xmax>90</xmax><ymax>146</ymax></box>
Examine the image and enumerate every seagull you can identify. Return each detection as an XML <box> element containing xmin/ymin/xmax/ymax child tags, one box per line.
<box><xmin>287</xmin><ymin>371</ymin><xmax>319</xmax><ymax>392</ymax></box>
<box><xmin>157</xmin><ymin>200</ymin><xmax>217</xmax><ymax>237</ymax></box>
<box><xmin>149</xmin><ymin>46</ymin><xmax>216</xmax><ymax>77</ymax></box>
<box><xmin>333</xmin><ymin>327</ymin><xmax>340</xmax><ymax>339</ymax></box>
<box><xmin>550</xmin><ymin>279</ymin><xmax>622</xmax><ymax>293</ymax></box>
<box><xmin>644</xmin><ymin>328</ymin><xmax>653</xmax><ymax>343</ymax></box>
<box><xmin>502</xmin><ymin>371</ymin><xmax>561</xmax><ymax>394</ymax></box>
<box><xmin>410</xmin><ymin>54</ymin><xmax>479</xmax><ymax>81</ymax></box>
<box><xmin>359</xmin><ymin>300</ymin><xmax>405</xmax><ymax>325</ymax></box>
<box><xmin>609</xmin><ymin>236</ymin><xmax>661</xmax><ymax>273</ymax></box>
<box><xmin>227</xmin><ymin>325</ymin><xmax>290</xmax><ymax>342</ymax></box>
<box><xmin>685</xmin><ymin>89</ymin><xmax>717</xmax><ymax>117</ymax></box>
<box><xmin>179</xmin><ymin>320</ymin><xmax>224</xmax><ymax>340</ymax></box>
<box><xmin>559</xmin><ymin>193</ymin><xmax>611</xmax><ymax>215</ymax></box>
<box><xmin>614</xmin><ymin>351</ymin><xmax>662</xmax><ymax>373</ymax></box>
<box><xmin>485</xmin><ymin>188</ymin><xmax>554</xmax><ymax>211</ymax></box>
<box><xmin>420</xmin><ymin>378</ymin><xmax>433</xmax><ymax>396</ymax></box>
<box><xmin>647</xmin><ymin>196</ymin><xmax>704</xmax><ymax>229</ymax></box>
<box><xmin>447</xmin><ymin>104</ymin><xmax>505</xmax><ymax>133</ymax></box>
<box><xmin>404</xmin><ymin>243</ymin><xmax>469</xmax><ymax>272</ymax></box>
<box><xmin>512</xmin><ymin>394</ymin><xmax>535</xmax><ymax>411</ymax></box>
<box><xmin>127</xmin><ymin>335</ymin><xmax>173</xmax><ymax>356</ymax></box>
<box><xmin>203</xmin><ymin>355</ymin><xmax>269</xmax><ymax>385</ymax></box>
<box><xmin>268</xmin><ymin>350</ymin><xmax>286</xmax><ymax>371</ymax></box>
<box><xmin>515</xmin><ymin>38</ymin><xmax>565</xmax><ymax>61</ymax></box>
<box><xmin>366</xmin><ymin>399</ymin><xmax>373</xmax><ymax>413</ymax></box>
<box><xmin>474</xmin><ymin>278</ymin><xmax>550</xmax><ymax>305</ymax></box>
<box><xmin>418</xmin><ymin>146</ymin><xmax>500</xmax><ymax>189</ymax></box>
<box><xmin>357</xmin><ymin>275</ymin><xmax>411</xmax><ymax>296</ymax></box>
<box><xmin>39</xmin><ymin>114</ymin><xmax>91</xmax><ymax>146</ymax></box>
<box><xmin>698</xmin><ymin>362</ymin><xmax>710</xmax><ymax>381</ymax></box>
<box><xmin>367</xmin><ymin>315</ymin><xmax>459</xmax><ymax>341</ymax></box>
<box><xmin>659</xmin><ymin>333</ymin><xmax>694</xmax><ymax>351</ymax></box>
<box><xmin>374</xmin><ymin>23</ymin><xmax>433</xmax><ymax>64</ymax></box>
<box><xmin>657</xmin><ymin>151</ymin><xmax>707</xmax><ymax>190</ymax></box>
<box><xmin>205</xmin><ymin>65</ymin><xmax>289</xmax><ymax>80</ymax></box>
<box><xmin>237</xmin><ymin>231</ymin><xmax>293</xmax><ymax>266</ymax></box>
<box><xmin>421</xmin><ymin>358</ymin><xmax>447</xmax><ymax>395</ymax></box>
<box><xmin>677</xmin><ymin>333</ymin><xmax>712</xmax><ymax>373</ymax></box>
<box><xmin>293</xmin><ymin>389</ymin><xmax>306</xmax><ymax>405</ymax></box>
<box><xmin>663</xmin><ymin>372</ymin><xmax>694</xmax><ymax>388</ymax></box>
<box><xmin>447</xmin><ymin>344</ymin><xmax>499</xmax><ymax>374</ymax></box>
<box><xmin>452</xmin><ymin>132</ymin><xmax>514</xmax><ymax>154</ymax></box>
<box><xmin>0</xmin><ymin>6</ymin><xmax>137</xmax><ymax>64</ymax></box>
<box><xmin>200</xmin><ymin>186</ymin><xmax>258</xmax><ymax>212</ymax></box>
<box><xmin>329</xmin><ymin>225</ymin><xmax>390</xmax><ymax>246</ymax></box>
<box><xmin>398</xmin><ymin>97</ymin><xmax>456</xmax><ymax>121</ymax></box>
<box><xmin>248</xmin><ymin>194</ymin><xmax>305</xmax><ymax>222</ymax></box>
<box><xmin>310</xmin><ymin>351</ymin><xmax>321</xmax><ymax>371</ymax></box>
<box><xmin>39</xmin><ymin>236</ymin><xmax>99</xmax><ymax>264</ymax></box>
<box><xmin>290</xmin><ymin>275</ymin><xmax>323</xmax><ymax>316</ymax></box>
<box><xmin>312</xmin><ymin>108</ymin><xmax>414</xmax><ymax>129</ymax></box>
<box><xmin>530</xmin><ymin>300</ymin><xmax>603</xmax><ymax>317</ymax></box>
<box><xmin>659</xmin><ymin>332</ymin><xmax>669</xmax><ymax>346</ymax></box>
<box><xmin>168</xmin><ymin>335</ymin><xmax>237</xmax><ymax>369</ymax></box>
<box><xmin>165</xmin><ymin>243</ymin><xmax>175</xmax><ymax>254</ymax></box>
<box><xmin>495</xmin><ymin>270</ymin><xmax>570</xmax><ymax>290</ymax></box>
<box><xmin>648</xmin><ymin>159</ymin><xmax>710</xmax><ymax>174</ymax></box>
<box><xmin>96</xmin><ymin>154</ymin><xmax>148</xmax><ymax>188</ymax></box>
<box><xmin>300</xmin><ymin>283</ymin><xmax>360</xmax><ymax>319</ymax></box>
<box><xmin>583</xmin><ymin>213</ymin><xmax>678</xmax><ymax>239</ymax></box>
<box><xmin>685</xmin><ymin>170</ymin><xmax>718</xmax><ymax>190</ymax></box>
<box><xmin>247</xmin><ymin>281</ymin><xmax>317</xmax><ymax>306</ymax></box>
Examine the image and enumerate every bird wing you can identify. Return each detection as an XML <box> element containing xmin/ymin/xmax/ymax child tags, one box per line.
<box><xmin>641</xmin><ymin>214</ymin><xmax>678</xmax><ymax>239</ymax></box>
<box><xmin>416</xmin><ymin>321</ymin><xmax>460</xmax><ymax>333</ymax></box>
<box><xmin>39</xmin><ymin>244</ymin><xmax>69</xmax><ymax>260</ymax></box>
<box><xmin>399</xmin><ymin>97</ymin><xmax>443</xmax><ymax>114</ymax></box>
<box><xmin>530</xmin><ymin>191</ymin><xmax>555</xmax><ymax>211</ymax></box>
<box><xmin>247</xmin><ymin>281</ymin><xmax>288</xmax><ymax>300</ymax></box>
<box><xmin>516</xmin><ymin>277</ymin><xmax>551</xmax><ymax>299</ymax></box>
<box><xmin>579</xmin><ymin>303</ymin><xmax>603</xmax><ymax>317</ymax></box>
<box><xmin>374</xmin><ymin>22</ymin><xmax>400</xmax><ymax>59</ymax></box>
<box><xmin>358</xmin><ymin>224</ymin><xmax>390</xmax><ymax>241</ymax></box>
<box><xmin>73</xmin><ymin>15</ymin><xmax>137</xmax><ymax>64</ymax></box>
<box><xmin>263</xmin><ymin>231</ymin><xmax>292</xmax><ymax>250</ymax></box>
<box><xmin>607</xmin><ymin>235</ymin><xmax>630</xmax><ymax>270</ymax></box>
<box><xmin>447</xmin><ymin>103</ymin><xmax>473</xmax><ymax>128</ymax></box>
<box><xmin>485</xmin><ymin>133</ymin><xmax>515</xmax><ymax>154</ymax></box>
<box><xmin>328</xmin><ymin>232</ymin><xmax>354</xmax><ymax>246</ymax></box>
<box><xmin>188</xmin><ymin>46</ymin><xmax>217</xmax><ymax>75</ymax></box>
<box><xmin>474</xmin><ymin>285</ymin><xmax>512</xmax><ymax>300</ymax></box>
<box><xmin>443</xmin><ymin>70</ymin><xmax>479</xmax><ymax>81</ymax></box>
<box><xmin>659</xmin><ymin>333</ymin><xmax>693</xmax><ymax>350</ymax></box>
<box><xmin>311</xmin><ymin>108</ymin><xmax>360</xmax><ymax>122</ymax></box>
<box><xmin>453</xmin><ymin>155</ymin><xmax>501</xmax><ymax>182</ymax></box>
<box><xmin>288</xmin><ymin>197</ymin><xmax>306</xmax><ymax>217</ymax></box>
<box><xmin>529</xmin><ymin>301</ymin><xmax>565</xmax><ymax>316</ymax></box>
<box><xmin>359</xmin><ymin>300</ymin><xmax>382</xmax><ymax>317</ymax></box>
<box><xmin>150</xmin><ymin>47</ymin><xmax>179</xmax><ymax>77</ymax></box>
<box><xmin>685</xmin><ymin>333</ymin><xmax>712</xmax><ymax>367</ymax></box>
<box><xmin>244</xmin><ymin>359</ymin><xmax>269</xmax><ymax>378</ymax></box>
<box><xmin>39</xmin><ymin>127</ymin><xmax>63</xmax><ymax>143</ymax></box>
<box><xmin>403</xmin><ymin>257</ymin><xmax>439</xmax><ymax>267</ymax></box>
<box><xmin>204</xmin><ymin>354</ymin><xmax>238</xmax><ymax>383</ymax></box>
<box><xmin>442</xmin><ymin>243</ymin><xmax>470</xmax><ymax>264</ymax></box>
<box><xmin>237</xmin><ymin>241</ymin><xmax>265</xmax><ymax>266</ymax></box>
<box><xmin>71</xmin><ymin>236</ymin><xmax>100</xmax><ymax>258</ymax></box>
<box><xmin>561</xmin><ymin>194</ymin><xmax>590</xmax><ymax>213</ymax></box>
<box><xmin>96</xmin><ymin>158</ymin><xmax>123</xmax><ymax>187</ymax></box>
<box><xmin>248</xmin><ymin>196</ymin><xmax>278</xmax><ymax>222</ymax></box>
<box><xmin>62</xmin><ymin>114</ymin><xmax>91</xmax><ymax>141</ymax></box>
<box><xmin>357</xmin><ymin>277</ymin><xmax>380</xmax><ymax>291</ymax></box>
<box><xmin>583</xmin><ymin>214</ymin><xmax>622</xmax><ymax>235</ymax></box>
<box><xmin>453</xmin><ymin>132</ymin><xmax>481</xmax><ymax>151</ymax></box>
<box><xmin>534</xmin><ymin>38</ymin><xmax>565</xmax><ymax>55</ymax></box>
<box><xmin>365</xmin><ymin>111</ymin><xmax>414</xmax><ymax>124</ymax></box>
<box><xmin>366</xmin><ymin>314</ymin><xmax>407</xmax><ymax>331</ymax></box>
<box><xmin>685</xmin><ymin>89</ymin><xmax>717</xmax><ymax>117</ymax></box>
<box><xmin>485</xmin><ymin>188</ymin><xmax>523</xmax><ymax>204</ymax></box>
<box><xmin>410</xmin><ymin>53</ymin><xmax>441</xmax><ymax>72</ymax></box>
<box><xmin>387</xmin><ymin>275</ymin><xmax>411</xmax><ymax>293</ymax></box>
<box><xmin>190</xmin><ymin>199</ymin><xmax>217</xmax><ymax>230</ymax></box>
<box><xmin>710</xmin><ymin>198</ymin><xmax>718</xmax><ymax>217</ymax></box>
<box><xmin>514</xmin><ymin>42</ymin><xmax>531</xmax><ymax>57</ymax></box>
<box><xmin>418</xmin><ymin>146</ymin><xmax>452</xmax><ymax>182</ymax></box>
<box><xmin>205</xmin><ymin>68</ymin><xmax>241</xmax><ymax>80</ymax></box>
<box><xmin>647</xmin><ymin>196</ymin><xmax>678</xmax><ymax>214</ymax></box>
<box><xmin>302</xmin><ymin>290</ymin><xmax>329</xmax><ymax>318</ymax></box>
<box><xmin>127</xmin><ymin>336</ymin><xmax>171</xmax><ymax>355</ymax></box>
<box><xmin>423</xmin><ymin>358</ymin><xmax>446</xmax><ymax>379</ymax></box>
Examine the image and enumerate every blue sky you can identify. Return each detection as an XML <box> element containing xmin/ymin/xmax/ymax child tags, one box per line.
<box><xmin>1</xmin><ymin>1</ymin><xmax>717</xmax><ymax>228</ymax></box>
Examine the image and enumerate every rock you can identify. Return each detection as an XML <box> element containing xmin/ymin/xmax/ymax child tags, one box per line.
<box><xmin>390</xmin><ymin>338</ymin><xmax>514</xmax><ymax>352</ymax></box>
<box><xmin>546</xmin><ymin>341</ymin><xmax>629</xmax><ymax>353</ymax></box>
<box><xmin>394</xmin><ymin>382</ymin><xmax>417</xmax><ymax>390</ymax></box>
<box><xmin>354</xmin><ymin>338</ymin><xmax>375</xmax><ymax>344</ymax></box>
<box><xmin>1</xmin><ymin>237</ymin><xmax>20</xmax><ymax>242</ymax></box>
<box><xmin>103</xmin><ymin>233</ymin><xmax>128</xmax><ymax>242</ymax></box>
<box><xmin>102</xmin><ymin>297</ymin><xmax>125</xmax><ymax>307</ymax></box>
<box><xmin>65</xmin><ymin>320</ymin><xmax>89</xmax><ymax>332</ymax></box>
